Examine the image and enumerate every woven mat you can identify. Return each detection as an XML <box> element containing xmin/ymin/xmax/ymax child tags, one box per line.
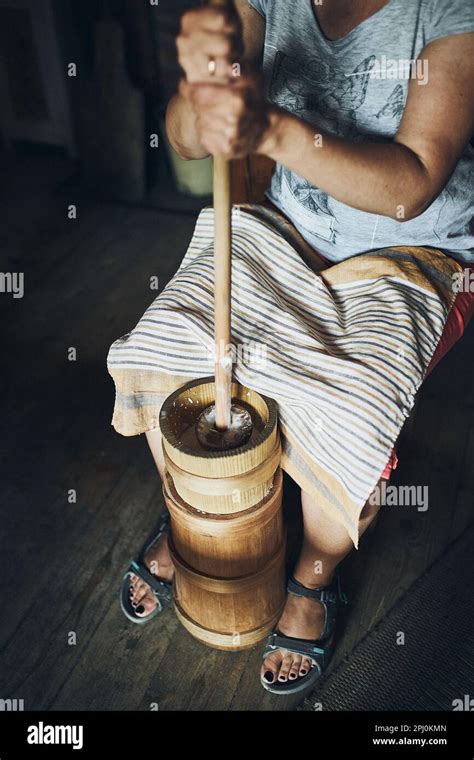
<box><xmin>301</xmin><ymin>525</ymin><xmax>474</xmax><ymax>711</ymax></box>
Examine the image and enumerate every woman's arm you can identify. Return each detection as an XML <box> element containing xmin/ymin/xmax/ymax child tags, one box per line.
<box><xmin>166</xmin><ymin>1</ymin><xmax>265</xmax><ymax>160</ymax></box>
<box><xmin>259</xmin><ymin>34</ymin><xmax>474</xmax><ymax>221</ymax></box>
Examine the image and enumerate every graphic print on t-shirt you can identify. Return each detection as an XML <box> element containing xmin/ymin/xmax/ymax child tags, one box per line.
<box><xmin>275</xmin><ymin>165</ymin><xmax>337</xmax><ymax>243</ymax></box>
<box><xmin>268</xmin><ymin>50</ymin><xmax>408</xmax><ymax>243</ymax></box>
<box><xmin>268</xmin><ymin>51</ymin><xmax>393</xmax><ymax>138</ymax></box>
<box><xmin>375</xmin><ymin>84</ymin><xmax>405</xmax><ymax>120</ymax></box>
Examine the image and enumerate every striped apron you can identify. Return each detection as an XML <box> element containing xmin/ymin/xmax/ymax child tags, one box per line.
<box><xmin>107</xmin><ymin>205</ymin><xmax>460</xmax><ymax>545</ymax></box>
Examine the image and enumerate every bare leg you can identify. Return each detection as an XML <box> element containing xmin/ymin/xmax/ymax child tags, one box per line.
<box><xmin>260</xmin><ymin>478</ymin><xmax>383</xmax><ymax>685</ymax></box>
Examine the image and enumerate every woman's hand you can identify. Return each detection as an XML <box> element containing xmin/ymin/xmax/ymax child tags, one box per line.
<box><xmin>177</xmin><ymin>6</ymin><xmax>243</xmax><ymax>84</ymax></box>
<box><xmin>176</xmin><ymin>6</ymin><xmax>269</xmax><ymax>158</ymax></box>
<box><xmin>180</xmin><ymin>75</ymin><xmax>270</xmax><ymax>159</ymax></box>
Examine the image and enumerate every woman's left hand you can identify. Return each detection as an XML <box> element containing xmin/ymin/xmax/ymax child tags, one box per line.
<box><xmin>179</xmin><ymin>74</ymin><xmax>270</xmax><ymax>159</ymax></box>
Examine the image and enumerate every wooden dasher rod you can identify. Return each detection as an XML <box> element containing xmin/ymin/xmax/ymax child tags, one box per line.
<box><xmin>208</xmin><ymin>0</ymin><xmax>234</xmax><ymax>431</ymax></box>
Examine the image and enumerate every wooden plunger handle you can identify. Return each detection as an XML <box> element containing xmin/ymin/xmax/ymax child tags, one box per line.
<box><xmin>213</xmin><ymin>155</ymin><xmax>232</xmax><ymax>430</ymax></box>
<box><xmin>208</xmin><ymin>0</ymin><xmax>234</xmax><ymax>430</ymax></box>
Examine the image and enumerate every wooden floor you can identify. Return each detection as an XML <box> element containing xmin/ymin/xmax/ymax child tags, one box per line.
<box><xmin>1</xmin><ymin>151</ymin><xmax>472</xmax><ymax>711</ymax></box>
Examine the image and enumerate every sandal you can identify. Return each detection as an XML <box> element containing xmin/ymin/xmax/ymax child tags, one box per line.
<box><xmin>260</xmin><ymin>571</ymin><xmax>347</xmax><ymax>694</ymax></box>
<box><xmin>120</xmin><ymin>508</ymin><xmax>173</xmax><ymax>625</ymax></box>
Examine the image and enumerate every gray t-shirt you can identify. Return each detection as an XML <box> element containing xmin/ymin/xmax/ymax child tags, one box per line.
<box><xmin>248</xmin><ymin>0</ymin><xmax>474</xmax><ymax>264</ymax></box>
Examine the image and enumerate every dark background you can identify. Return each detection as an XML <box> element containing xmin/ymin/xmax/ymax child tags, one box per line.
<box><xmin>0</xmin><ymin>0</ymin><xmax>208</xmax><ymax>209</ymax></box>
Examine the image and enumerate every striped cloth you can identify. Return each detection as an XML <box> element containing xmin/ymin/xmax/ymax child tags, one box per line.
<box><xmin>107</xmin><ymin>206</ymin><xmax>461</xmax><ymax>545</ymax></box>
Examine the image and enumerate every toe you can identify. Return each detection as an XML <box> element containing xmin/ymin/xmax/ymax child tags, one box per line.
<box><xmin>134</xmin><ymin>590</ymin><xmax>157</xmax><ymax>618</ymax></box>
<box><xmin>131</xmin><ymin>578</ymin><xmax>147</xmax><ymax>602</ymax></box>
<box><xmin>135</xmin><ymin>579</ymin><xmax>148</xmax><ymax>596</ymax></box>
<box><xmin>128</xmin><ymin>575</ymin><xmax>139</xmax><ymax>604</ymax></box>
<box><xmin>133</xmin><ymin>581</ymin><xmax>152</xmax><ymax>607</ymax></box>
<box><xmin>299</xmin><ymin>657</ymin><xmax>313</xmax><ymax>677</ymax></box>
<box><xmin>277</xmin><ymin>653</ymin><xmax>294</xmax><ymax>683</ymax></box>
<box><xmin>288</xmin><ymin>655</ymin><xmax>302</xmax><ymax>680</ymax></box>
<box><xmin>261</xmin><ymin>650</ymin><xmax>283</xmax><ymax>685</ymax></box>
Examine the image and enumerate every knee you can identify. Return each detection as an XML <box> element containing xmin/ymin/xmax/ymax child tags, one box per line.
<box><xmin>359</xmin><ymin>491</ymin><xmax>381</xmax><ymax>523</ymax></box>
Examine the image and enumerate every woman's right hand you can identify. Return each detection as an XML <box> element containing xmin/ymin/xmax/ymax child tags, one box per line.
<box><xmin>176</xmin><ymin>6</ymin><xmax>243</xmax><ymax>84</ymax></box>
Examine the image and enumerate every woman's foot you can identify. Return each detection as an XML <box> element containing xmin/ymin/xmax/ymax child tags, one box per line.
<box><xmin>260</xmin><ymin>575</ymin><xmax>332</xmax><ymax>685</ymax></box>
<box><xmin>129</xmin><ymin>533</ymin><xmax>174</xmax><ymax>618</ymax></box>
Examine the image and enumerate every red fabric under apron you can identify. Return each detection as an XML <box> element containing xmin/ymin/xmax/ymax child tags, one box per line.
<box><xmin>381</xmin><ymin>265</ymin><xmax>474</xmax><ymax>479</ymax></box>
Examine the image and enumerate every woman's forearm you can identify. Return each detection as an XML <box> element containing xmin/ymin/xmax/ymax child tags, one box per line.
<box><xmin>259</xmin><ymin>107</ymin><xmax>435</xmax><ymax>221</ymax></box>
<box><xmin>165</xmin><ymin>93</ymin><xmax>210</xmax><ymax>161</ymax></box>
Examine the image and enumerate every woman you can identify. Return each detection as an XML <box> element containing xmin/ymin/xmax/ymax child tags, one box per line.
<box><xmin>109</xmin><ymin>0</ymin><xmax>474</xmax><ymax>695</ymax></box>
